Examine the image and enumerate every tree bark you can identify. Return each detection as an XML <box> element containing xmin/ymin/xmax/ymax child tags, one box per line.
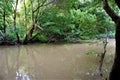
<box><xmin>109</xmin><ymin>19</ymin><xmax>120</xmax><ymax>80</ymax></box>
<box><xmin>23</xmin><ymin>25</ymin><xmax>35</xmax><ymax>44</ymax></box>
<box><xmin>103</xmin><ymin>0</ymin><xmax>120</xmax><ymax>80</ymax></box>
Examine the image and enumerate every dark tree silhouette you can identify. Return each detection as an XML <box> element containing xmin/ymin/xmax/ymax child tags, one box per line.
<box><xmin>115</xmin><ymin>0</ymin><xmax>120</xmax><ymax>9</ymax></box>
<box><xmin>103</xmin><ymin>0</ymin><xmax>120</xmax><ymax>80</ymax></box>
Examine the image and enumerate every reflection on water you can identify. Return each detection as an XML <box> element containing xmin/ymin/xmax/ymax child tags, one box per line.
<box><xmin>16</xmin><ymin>70</ymin><xmax>30</xmax><ymax>80</ymax></box>
<box><xmin>0</xmin><ymin>39</ymin><xmax>115</xmax><ymax>80</ymax></box>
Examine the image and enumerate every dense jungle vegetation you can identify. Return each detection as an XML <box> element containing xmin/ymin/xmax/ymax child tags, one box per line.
<box><xmin>1</xmin><ymin>0</ymin><xmax>120</xmax><ymax>80</ymax></box>
<box><xmin>0</xmin><ymin>0</ymin><xmax>116</xmax><ymax>44</ymax></box>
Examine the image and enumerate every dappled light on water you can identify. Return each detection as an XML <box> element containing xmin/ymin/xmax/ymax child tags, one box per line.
<box><xmin>0</xmin><ymin>39</ymin><xmax>115</xmax><ymax>80</ymax></box>
<box><xmin>16</xmin><ymin>69</ymin><xmax>30</xmax><ymax>80</ymax></box>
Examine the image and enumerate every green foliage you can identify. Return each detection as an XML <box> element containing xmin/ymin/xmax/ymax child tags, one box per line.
<box><xmin>38</xmin><ymin>8</ymin><xmax>73</xmax><ymax>41</ymax></box>
<box><xmin>0</xmin><ymin>0</ymin><xmax>116</xmax><ymax>43</ymax></box>
<box><xmin>37</xmin><ymin>34</ymin><xmax>48</xmax><ymax>42</ymax></box>
<box><xmin>55</xmin><ymin>0</ymin><xmax>78</xmax><ymax>10</ymax></box>
<box><xmin>6</xmin><ymin>25</ymin><xmax>26</xmax><ymax>42</ymax></box>
<box><xmin>0</xmin><ymin>30</ymin><xmax>4</xmax><ymax>41</ymax></box>
<box><xmin>108</xmin><ymin>31</ymin><xmax>115</xmax><ymax>38</ymax></box>
<box><xmin>6</xmin><ymin>26</ymin><xmax>17</xmax><ymax>42</ymax></box>
<box><xmin>70</xmin><ymin>9</ymin><xmax>97</xmax><ymax>39</ymax></box>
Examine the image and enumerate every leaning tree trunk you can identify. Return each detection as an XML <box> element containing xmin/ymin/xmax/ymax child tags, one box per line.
<box><xmin>103</xmin><ymin>0</ymin><xmax>120</xmax><ymax>80</ymax></box>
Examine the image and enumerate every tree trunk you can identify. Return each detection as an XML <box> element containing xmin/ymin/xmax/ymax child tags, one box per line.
<box><xmin>103</xmin><ymin>0</ymin><xmax>120</xmax><ymax>80</ymax></box>
<box><xmin>23</xmin><ymin>0</ymin><xmax>35</xmax><ymax>44</ymax></box>
<box><xmin>3</xmin><ymin>8</ymin><xmax>6</xmax><ymax>41</ymax></box>
<box><xmin>23</xmin><ymin>25</ymin><xmax>35</xmax><ymax>44</ymax></box>
<box><xmin>23</xmin><ymin>0</ymin><xmax>27</xmax><ymax>28</ymax></box>
<box><xmin>109</xmin><ymin>20</ymin><xmax>120</xmax><ymax>80</ymax></box>
<box><xmin>14</xmin><ymin>0</ymin><xmax>20</xmax><ymax>43</ymax></box>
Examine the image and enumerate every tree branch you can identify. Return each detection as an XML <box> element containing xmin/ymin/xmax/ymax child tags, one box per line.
<box><xmin>103</xmin><ymin>0</ymin><xmax>119</xmax><ymax>23</ymax></box>
<box><xmin>33</xmin><ymin>0</ymin><xmax>55</xmax><ymax>13</ymax></box>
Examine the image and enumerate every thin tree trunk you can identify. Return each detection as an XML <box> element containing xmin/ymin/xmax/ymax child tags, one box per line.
<box><xmin>99</xmin><ymin>29</ymin><xmax>108</xmax><ymax>80</ymax></box>
<box><xmin>23</xmin><ymin>0</ymin><xmax>35</xmax><ymax>44</ymax></box>
<box><xmin>23</xmin><ymin>0</ymin><xmax>27</xmax><ymax>28</ymax></box>
<box><xmin>3</xmin><ymin>8</ymin><xmax>6</xmax><ymax>41</ymax></box>
<box><xmin>14</xmin><ymin>0</ymin><xmax>20</xmax><ymax>43</ymax></box>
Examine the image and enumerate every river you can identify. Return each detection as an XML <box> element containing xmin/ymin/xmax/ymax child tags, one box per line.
<box><xmin>0</xmin><ymin>39</ymin><xmax>115</xmax><ymax>80</ymax></box>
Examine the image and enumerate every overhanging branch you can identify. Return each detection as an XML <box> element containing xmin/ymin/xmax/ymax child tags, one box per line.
<box><xmin>103</xmin><ymin>0</ymin><xmax>119</xmax><ymax>23</ymax></box>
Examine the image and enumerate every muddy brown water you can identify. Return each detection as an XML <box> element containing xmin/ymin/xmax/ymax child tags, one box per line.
<box><xmin>0</xmin><ymin>39</ymin><xmax>115</xmax><ymax>80</ymax></box>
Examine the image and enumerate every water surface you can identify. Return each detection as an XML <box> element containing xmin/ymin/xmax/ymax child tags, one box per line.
<box><xmin>0</xmin><ymin>39</ymin><xmax>115</xmax><ymax>80</ymax></box>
